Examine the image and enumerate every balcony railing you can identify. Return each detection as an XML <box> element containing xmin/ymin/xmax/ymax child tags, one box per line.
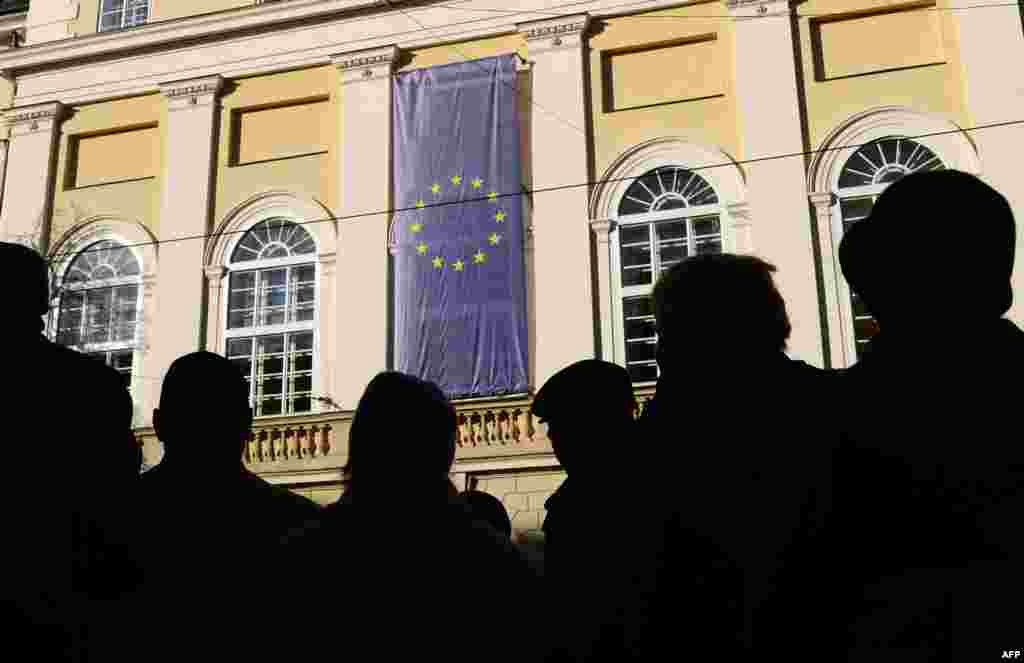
<box><xmin>135</xmin><ymin>386</ymin><xmax>657</xmax><ymax>476</ymax></box>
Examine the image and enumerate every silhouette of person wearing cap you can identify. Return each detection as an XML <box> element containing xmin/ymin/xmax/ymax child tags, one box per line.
<box><xmin>639</xmin><ymin>254</ymin><xmax>835</xmax><ymax>658</ymax></box>
<box><xmin>531</xmin><ymin>359</ymin><xmax>639</xmax><ymax>661</ymax></box>
<box><xmin>0</xmin><ymin>242</ymin><xmax>138</xmax><ymax>663</ymax></box>
<box><xmin>835</xmin><ymin>170</ymin><xmax>1024</xmax><ymax>658</ymax></box>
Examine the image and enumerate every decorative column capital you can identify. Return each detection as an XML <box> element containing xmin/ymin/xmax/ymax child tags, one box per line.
<box><xmin>518</xmin><ymin>14</ymin><xmax>591</xmax><ymax>54</ymax></box>
<box><xmin>203</xmin><ymin>265</ymin><xmax>228</xmax><ymax>282</ymax></box>
<box><xmin>159</xmin><ymin>75</ymin><xmax>224</xmax><ymax>112</ymax></box>
<box><xmin>725</xmin><ymin>0</ymin><xmax>795</xmax><ymax>18</ymax></box>
<box><xmin>808</xmin><ymin>191</ymin><xmax>837</xmax><ymax>211</ymax></box>
<box><xmin>332</xmin><ymin>45</ymin><xmax>400</xmax><ymax>85</ymax></box>
<box><xmin>319</xmin><ymin>251</ymin><xmax>338</xmax><ymax>277</ymax></box>
<box><xmin>5</xmin><ymin>101</ymin><xmax>63</xmax><ymax>137</ymax></box>
<box><xmin>589</xmin><ymin>218</ymin><xmax>616</xmax><ymax>244</ymax></box>
<box><xmin>726</xmin><ymin>201</ymin><xmax>752</xmax><ymax>223</ymax></box>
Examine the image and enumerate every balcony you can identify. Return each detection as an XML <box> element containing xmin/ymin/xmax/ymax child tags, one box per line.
<box><xmin>135</xmin><ymin>387</ymin><xmax>657</xmax><ymax>481</ymax></box>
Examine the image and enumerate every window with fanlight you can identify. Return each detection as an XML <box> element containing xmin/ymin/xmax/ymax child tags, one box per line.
<box><xmin>225</xmin><ymin>218</ymin><xmax>317</xmax><ymax>417</ymax></box>
<box><xmin>836</xmin><ymin>136</ymin><xmax>944</xmax><ymax>358</ymax></box>
<box><xmin>613</xmin><ymin>166</ymin><xmax>724</xmax><ymax>383</ymax></box>
<box><xmin>56</xmin><ymin>240</ymin><xmax>142</xmax><ymax>388</ymax></box>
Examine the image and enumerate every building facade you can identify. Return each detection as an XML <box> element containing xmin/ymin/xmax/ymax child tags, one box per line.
<box><xmin>0</xmin><ymin>0</ymin><xmax>1022</xmax><ymax>538</ymax></box>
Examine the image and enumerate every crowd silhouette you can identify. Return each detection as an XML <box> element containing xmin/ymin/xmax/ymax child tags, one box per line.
<box><xmin>4</xmin><ymin>169</ymin><xmax>1021</xmax><ymax>661</ymax></box>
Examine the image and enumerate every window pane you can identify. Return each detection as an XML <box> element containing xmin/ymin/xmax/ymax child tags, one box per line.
<box><xmin>622</xmin><ymin>266</ymin><xmax>652</xmax><ymax>288</ymax></box>
<box><xmin>619</xmin><ymin>225</ymin><xmax>649</xmax><ymax>246</ymax></box>
<box><xmin>258</xmin><ymin>335</ymin><xmax>285</xmax><ymax>356</ymax></box>
<box><xmin>231</xmin><ymin>271</ymin><xmax>256</xmax><ymax>290</ymax></box>
<box><xmin>854</xmin><ymin>316</ymin><xmax>879</xmax><ymax>342</ymax></box>
<box><xmin>99</xmin><ymin>12</ymin><xmax>123</xmax><ymax>31</ymax></box>
<box><xmin>625</xmin><ymin>317</ymin><xmax>657</xmax><ymax>341</ymax></box>
<box><xmin>291</xmin><ymin>375</ymin><xmax>312</xmax><ymax>394</ymax></box>
<box><xmin>292</xmin><ymin>265</ymin><xmax>315</xmax><ymax>284</ymax></box>
<box><xmin>259</xmin><ymin>356</ymin><xmax>283</xmax><ymax>376</ymax></box>
<box><xmin>259</xmin><ymin>397</ymin><xmax>283</xmax><ymax>417</ymax></box>
<box><xmin>229</xmin><ymin>290</ymin><xmax>255</xmax><ymax>311</ymax></box>
<box><xmin>259</xmin><ymin>377</ymin><xmax>284</xmax><ymax>398</ymax></box>
<box><xmin>226</xmin><ymin>338</ymin><xmax>253</xmax><ymax>358</ymax></box>
<box><xmin>623</xmin><ymin>297</ymin><xmax>654</xmax><ymax>319</ymax></box>
<box><xmin>696</xmin><ymin>239</ymin><xmax>722</xmax><ymax>255</ymax></box>
<box><xmin>692</xmin><ymin>217</ymin><xmax>721</xmax><ymax>237</ymax></box>
<box><xmin>627</xmin><ymin>363</ymin><xmax>658</xmax><ymax>383</ymax></box>
<box><xmin>261</xmin><ymin>269</ymin><xmax>287</xmax><ymax>288</ymax></box>
<box><xmin>291</xmin><ymin>396</ymin><xmax>312</xmax><ymax>414</ymax></box>
<box><xmin>626</xmin><ymin>339</ymin><xmax>657</xmax><ymax>363</ymax></box>
<box><xmin>293</xmin><ymin>353</ymin><xmax>313</xmax><ymax>373</ymax></box>
<box><xmin>840</xmin><ymin>197</ymin><xmax>874</xmax><ymax>223</ymax></box>
<box><xmin>292</xmin><ymin>332</ymin><xmax>314</xmax><ymax>351</ymax></box>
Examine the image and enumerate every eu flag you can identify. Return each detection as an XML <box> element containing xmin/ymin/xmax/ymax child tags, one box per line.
<box><xmin>392</xmin><ymin>54</ymin><xmax>529</xmax><ymax>399</ymax></box>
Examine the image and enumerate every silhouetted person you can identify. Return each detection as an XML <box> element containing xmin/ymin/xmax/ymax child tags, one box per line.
<box><xmin>0</xmin><ymin>242</ymin><xmax>137</xmax><ymax>662</ymax></box>
<box><xmin>835</xmin><ymin>170</ymin><xmax>1024</xmax><ymax>658</ymax></box>
<box><xmin>462</xmin><ymin>489</ymin><xmax>512</xmax><ymax>539</ymax></box>
<box><xmin>266</xmin><ymin>372</ymin><xmax>541</xmax><ymax>663</ymax></box>
<box><xmin>531</xmin><ymin>359</ymin><xmax>638</xmax><ymax>661</ymax></box>
<box><xmin>127</xmin><ymin>351</ymin><xmax>319</xmax><ymax>661</ymax></box>
<box><xmin>638</xmin><ymin>254</ymin><xmax>835</xmax><ymax>659</ymax></box>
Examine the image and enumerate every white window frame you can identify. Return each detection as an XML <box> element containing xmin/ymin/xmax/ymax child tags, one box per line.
<box><xmin>610</xmin><ymin>200</ymin><xmax>725</xmax><ymax>385</ymax></box>
<box><xmin>97</xmin><ymin>0</ymin><xmax>150</xmax><ymax>32</ymax></box>
<box><xmin>223</xmin><ymin>219</ymin><xmax>321</xmax><ymax>418</ymax></box>
<box><xmin>53</xmin><ymin>240</ymin><xmax>145</xmax><ymax>401</ymax></box>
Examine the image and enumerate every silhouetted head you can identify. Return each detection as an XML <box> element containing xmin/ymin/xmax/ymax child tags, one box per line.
<box><xmin>462</xmin><ymin>490</ymin><xmax>512</xmax><ymax>539</ymax></box>
<box><xmin>531</xmin><ymin>360</ymin><xmax>635</xmax><ymax>477</ymax></box>
<box><xmin>653</xmin><ymin>254</ymin><xmax>791</xmax><ymax>370</ymax></box>
<box><xmin>344</xmin><ymin>372</ymin><xmax>457</xmax><ymax>500</ymax></box>
<box><xmin>153</xmin><ymin>352</ymin><xmax>253</xmax><ymax>471</ymax></box>
<box><xmin>840</xmin><ymin>170</ymin><xmax>1015</xmax><ymax>327</ymax></box>
<box><xmin>0</xmin><ymin>242</ymin><xmax>50</xmax><ymax>334</ymax></box>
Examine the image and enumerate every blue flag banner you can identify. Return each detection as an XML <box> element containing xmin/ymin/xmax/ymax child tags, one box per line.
<box><xmin>392</xmin><ymin>54</ymin><xmax>529</xmax><ymax>399</ymax></box>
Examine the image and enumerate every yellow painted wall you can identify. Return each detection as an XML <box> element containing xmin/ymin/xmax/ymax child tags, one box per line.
<box><xmin>589</xmin><ymin>3</ymin><xmax>740</xmax><ymax>180</ymax></box>
<box><xmin>215</xmin><ymin>66</ymin><xmax>337</xmax><ymax>223</ymax></box>
<box><xmin>70</xmin><ymin>126</ymin><xmax>159</xmax><ymax>187</ymax></box>
<box><xmin>234</xmin><ymin>99</ymin><xmax>330</xmax><ymax>165</ymax></box>
<box><xmin>799</xmin><ymin>0</ymin><xmax>970</xmax><ymax>147</ymax></box>
<box><xmin>52</xmin><ymin>94</ymin><xmax>163</xmax><ymax>242</ymax></box>
<box><xmin>150</xmin><ymin>0</ymin><xmax>251</xmax><ymax>23</ymax></box>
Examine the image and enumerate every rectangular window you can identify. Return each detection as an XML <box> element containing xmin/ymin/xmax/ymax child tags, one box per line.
<box><xmin>619</xmin><ymin>215</ymin><xmax>722</xmax><ymax>383</ymax></box>
<box><xmin>840</xmin><ymin>195</ymin><xmax>881</xmax><ymax>358</ymax></box>
<box><xmin>228</xmin><ymin>265</ymin><xmax>315</xmax><ymax>330</ymax></box>
<box><xmin>226</xmin><ymin>331</ymin><xmax>314</xmax><ymax>417</ymax></box>
<box><xmin>98</xmin><ymin>0</ymin><xmax>149</xmax><ymax>33</ymax></box>
<box><xmin>58</xmin><ymin>285</ymin><xmax>139</xmax><ymax>348</ymax></box>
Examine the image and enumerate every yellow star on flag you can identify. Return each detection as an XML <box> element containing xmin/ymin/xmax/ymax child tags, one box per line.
<box><xmin>432</xmin><ymin>256</ymin><xmax>445</xmax><ymax>269</ymax></box>
<box><xmin>473</xmin><ymin>251</ymin><xmax>487</xmax><ymax>264</ymax></box>
<box><xmin>489</xmin><ymin>233</ymin><xmax>502</xmax><ymax>246</ymax></box>
<box><xmin>415</xmin><ymin>199</ymin><xmax>426</xmax><ymax>209</ymax></box>
<box><xmin>451</xmin><ymin>175</ymin><xmax>462</xmax><ymax>186</ymax></box>
<box><xmin>487</xmin><ymin>191</ymin><xmax>499</xmax><ymax>202</ymax></box>
<box><xmin>416</xmin><ymin>242</ymin><xmax>429</xmax><ymax>255</ymax></box>
<box><xmin>453</xmin><ymin>259</ymin><xmax>466</xmax><ymax>272</ymax></box>
<box><xmin>410</xmin><ymin>223</ymin><xmax>424</xmax><ymax>233</ymax></box>
<box><xmin>431</xmin><ymin>183</ymin><xmax>442</xmax><ymax>195</ymax></box>
<box><xmin>495</xmin><ymin>211</ymin><xmax>507</xmax><ymax>223</ymax></box>
<box><xmin>471</xmin><ymin>178</ymin><xmax>484</xmax><ymax>189</ymax></box>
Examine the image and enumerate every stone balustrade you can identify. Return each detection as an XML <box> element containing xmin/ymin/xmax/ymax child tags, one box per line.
<box><xmin>134</xmin><ymin>386</ymin><xmax>656</xmax><ymax>474</ymax></box>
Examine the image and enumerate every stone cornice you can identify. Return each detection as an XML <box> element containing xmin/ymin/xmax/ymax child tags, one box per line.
<box><xmin>0</xmin><ymin>0</ymin><xmax>393</xmax><ymax>76</ymax></box>
<box><xmin>725</xmin><ymin>0</ymin><xmax>794</xmax><ymax>17</ymax></box>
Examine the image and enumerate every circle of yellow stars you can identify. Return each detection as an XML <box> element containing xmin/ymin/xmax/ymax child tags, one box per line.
<box><xmin>409</xmin><ymin>174</ymin><xmax>507</xmax><ymax>272</ymax></box>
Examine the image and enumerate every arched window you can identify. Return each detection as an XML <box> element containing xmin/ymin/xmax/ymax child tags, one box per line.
<box><xmin>614</xmin><ymin>166</ymin><xmax>723</xmax><ymax>382</ymax></box>
<box><xmin>224</xmin><ymin>218</ymin><xmax>317</xmax><ymax>417</ymax></box>
<box><xmin>56</xmin><ymin>240</ymin><xmax>142</xmax><ymax>387</ymax></box>
<box><xmin>836</xmin><ymin>137</ymin><xmax>944</xmax><ymax>357</ymax></box>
